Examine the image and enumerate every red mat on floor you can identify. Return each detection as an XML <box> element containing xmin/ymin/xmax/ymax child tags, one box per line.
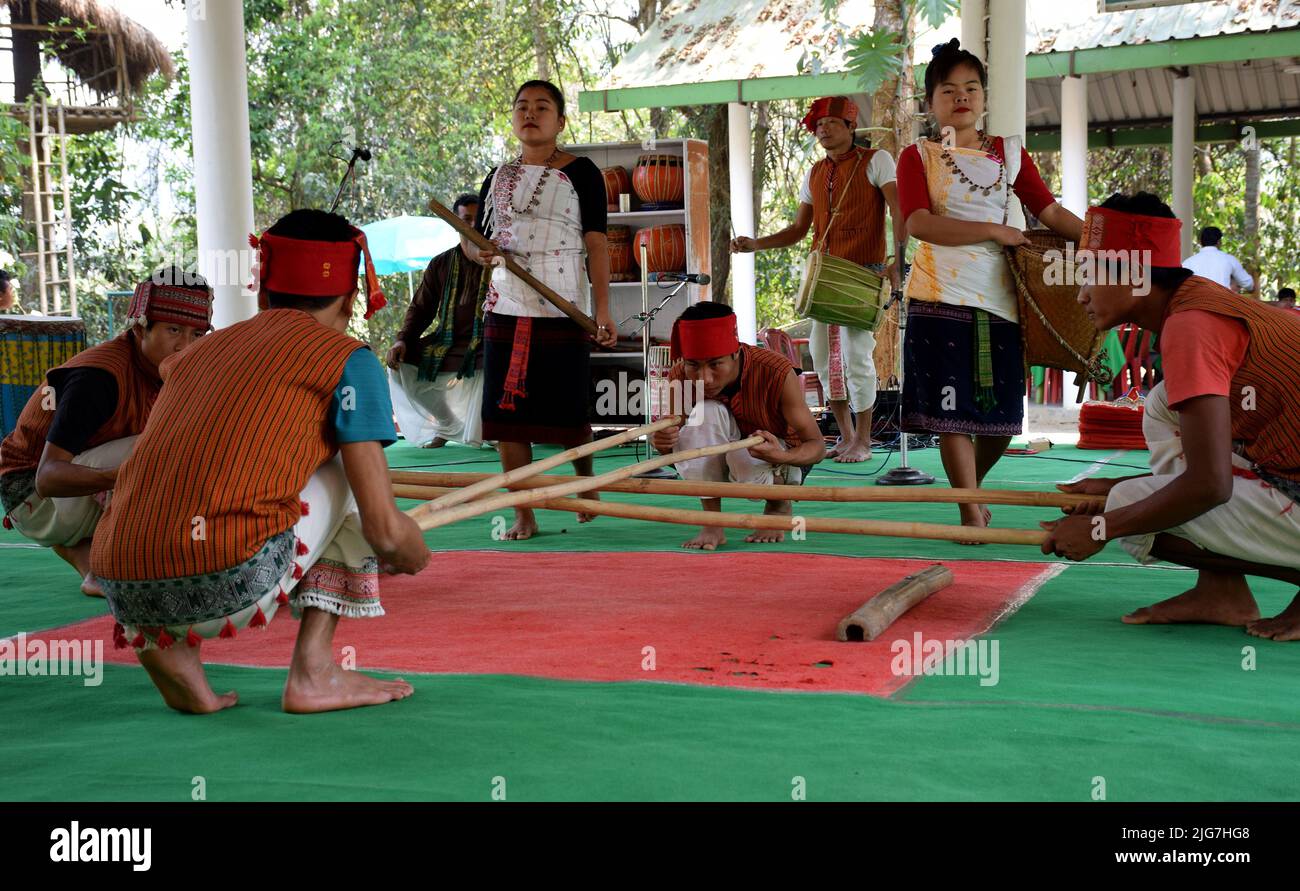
<box><xmin>38</xmin><ymin>552</ymin><xmax>1055</xmax><ymax>696</ymax></box>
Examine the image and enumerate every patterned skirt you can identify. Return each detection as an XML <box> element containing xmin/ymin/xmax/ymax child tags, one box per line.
<box><xmin>901</xmin><ymin>301</ymin><xmax>1024</xmax><ymax>437</ymax></box>
<box><xmin>481</xmin><ymin>311</ymin><xmax>592</xmax><ymax>446</ymax></box>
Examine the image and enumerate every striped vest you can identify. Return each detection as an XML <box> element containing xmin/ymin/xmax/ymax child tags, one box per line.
<box><xmin>809</xmin><ymin>147</ymin><xmax>888</xmax><ymax>266</ymax></box>
<box><xmin>0</xmin><ymin>331</ymin><xmax>159</xmax><ymax>479</ymax></box>
<box><xmin>90</xmin><ymin>310</ymin><xmax>362</xmax><ymax>580</ymax></box>
<box><xmin>1165</xmin><ymin>276</ymin><xmax>1300</xmax><ymax>482</ymax></box>
<box><xmin>673</xmin><ymin>344</ymin><xmax>799</xmax><ymax>445</ymax></box>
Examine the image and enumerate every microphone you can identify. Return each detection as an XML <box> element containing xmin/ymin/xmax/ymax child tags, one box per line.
<box><xmin>648</xmin><ymin>272</ymin><xmax>711</xmax><ymax>285</ymax></box>
<box><xmin>329</xmin><ymin>145</ymin><xmax>373</xmax><ymax>213</ymax></box>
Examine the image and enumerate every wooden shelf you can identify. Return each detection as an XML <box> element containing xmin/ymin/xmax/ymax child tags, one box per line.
<box><xmin>568</xmin><ymin>138</ymin><xmax>711</xmax><ymax>340</ymax></box>
<box><xmin>607</xmin><ymin>209</ymin><xmax>686</xmax><ymax>226</ymax></box>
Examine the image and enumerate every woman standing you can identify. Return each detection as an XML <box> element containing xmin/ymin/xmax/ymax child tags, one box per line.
<box><xmin>473</xmin><ymin>80</ymin><xmax>619</xmax><ymax>540</ymax></box>
<box><xmin>896</xmin><ymin>39</ymin><xmax>1083</xmax><ymax>534</ymax></box>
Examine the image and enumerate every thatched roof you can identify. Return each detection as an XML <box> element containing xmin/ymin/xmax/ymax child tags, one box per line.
<box><xmin>3</xmin><ymin>0</ymin><xmax>175</xmax><ymax>96</ymax></box>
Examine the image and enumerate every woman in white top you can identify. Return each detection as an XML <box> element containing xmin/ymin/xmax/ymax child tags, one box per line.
<box><xmin>896</xmin><ymin>39</ymin><xmax>1082</xmax><ymax>535</ymax></box>
<box><xmin>472</xmin><ymin>80</ymin><xmax>619</xmax><ymax>540</ymax></box>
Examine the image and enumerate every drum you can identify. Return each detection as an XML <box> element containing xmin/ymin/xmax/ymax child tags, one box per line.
<box><xmin>1005</xmin><ymin>229</ymin><xmax>1112</xmax><ymax>393</ymax></box>
<box><xmin>602</xmin><ymin>166</ymin><xmax>632</xmax><ymax>213</ymax></box>
<box><xmin>632</xmin><ymin>154</ymin><xmax>684</xmax><ymax>210</ymax></box>
<box><xmin>0</xmin><ymin>315</ymin><xmax>87</xmax><ymax>438</ymax></box>
<box><xmin>794</xmin><ymin>252</ymin><xmax>890</xmax><ymax>331</ymax></box>
<box><xmin>633</xmin><ymin>224</ymin><xmax>686</xmax><ymax>274</ymax></box>
<box><xmin>607</xmin><ymin>225</ymin><xmax>637</xmax><ymax>282</ymax></box>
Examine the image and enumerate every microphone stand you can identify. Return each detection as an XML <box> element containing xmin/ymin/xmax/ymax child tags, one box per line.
<box><xmin>876</xmin><ymin>287</ymin><xmax>935</xmax><ymax>486</ymax></box>
<box><xmin>329</xmin><ymin>147</ymin><xmax>372</xmax><ymax>214</ymax></box>
<box><xmin>625</xmin><ymin>262</ymin><xmax>685</xmax><ymax>478</ymax></box>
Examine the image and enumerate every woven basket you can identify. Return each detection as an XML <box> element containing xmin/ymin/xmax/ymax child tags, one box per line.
<box><xmin>1005</xmin><ymin>230</ymin><xmax>1112</xmax><ymax>386</ymax></box>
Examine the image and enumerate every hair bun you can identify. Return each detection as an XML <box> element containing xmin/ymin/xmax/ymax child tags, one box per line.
<box><xmin>931</xmin><ymin>38</ymin><xmax>960</xmax><ymax>59</ymax></box>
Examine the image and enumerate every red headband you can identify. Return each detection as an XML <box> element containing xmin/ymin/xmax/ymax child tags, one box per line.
<box><xmin>1080</xmin><ymin>206</ymin><xmax>1183</xmax><ymax>268</ymax></box>
<box><xmin>670</xmin><ymin>314</ymin><xmax>740</xmax><ymax>362</ymax></box>
<box><xmin>127</xmin><ymin>281</ymin><xmax>213</xmax><ymax>331</ymax></box>
<box><xmin>802</xmin><ymin>96</ymin><xmax>858</xmax><ymax>133</ymax></box>
<box><xmin>248</xmin><ymin>229</ymin><xmax>387</xmax><ymax>320</ymax></box>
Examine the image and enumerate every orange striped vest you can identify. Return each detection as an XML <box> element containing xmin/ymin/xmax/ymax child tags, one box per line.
<box><xmin>90</xmin><ymin>310</ymin><xmax>362</xmax><ymax>580</ymax></box>
<box><xmin>1166</xmin><ymin>276</ymin><xmax>1300</xmax><ymax>482</ymax></box>
<box><xmin>0</xmin><ymin>331</ymin><xmax>159</xmax><ymax>479</ymax></box>
<box><xmin>809</xmin><ymin>146</ymin><xmax>888</xmax><ymax>266</ymax></box>
<box><xmin>671</xmin><ymin>343</ymin><xmax>799</xmax><ymax>445</ymax></box>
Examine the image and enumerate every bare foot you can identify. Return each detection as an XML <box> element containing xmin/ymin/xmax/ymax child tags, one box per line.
<box><xmin>827</xmin><ymin>436</ymin><xmax>846</xmax><ymax>459</ymax></box>
<box><xmin>137</xmin><ymin>644</ymin><xmax>239</xmax><ymax>714</ymax></box>
<box><xmin>956</xmin><ymin>502</ymin><xmax>988</xmax><ymax>546</ymax></box>
<box><xmin>282</xmin><ymin>662</ymin><xmax>414</xmax><ymax>714</ymax></box>
<box><xmin>683</xmin><ymin>527</ymin><xmax>727</xmax><ymax>551</ymax></box>
<box><xmin>503</xmin><ymin>508</ymin><xmax>538</xmax><ymax>540</ymax></box>
<box><xmin>54</xmin><ymin>541</ymin><xmax>101</xmax><ymax>593</ymax></box>
<box><xmin>1123</xmin><ymin>572</ymin><xmax>1260</xmax><ymax>627</ymax></box>
<box><xmin>746</xmin><ymin>501</ymin><xmax>791</xmax><ymax>543</ymax></box>
<box><xmin>578</xmin><ymin>490</ymin><xmax>600</xmax><ymax>524</ymax></box>
<box><xmin>420</xmin><ymin>437</ymin><xmax>449</xmax><ymax>449</ymax></box>
<box><xmin>1246</xmin><ymin>595</ymin><xmax>1300</xmax><ymax>641</ymax></box>
<box><xmin>833</xmin><ymin>440</ymin><xmax>873</xmax><ymax>463</ymax></box>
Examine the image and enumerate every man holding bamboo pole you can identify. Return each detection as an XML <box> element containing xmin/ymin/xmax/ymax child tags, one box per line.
<box><xmin>652</xmin><ymin>303</ymin><xmax>825</xmax><ymax>550</ymax></box>
<box><xmin>1042</xmin><ymin>194</ymin><xmax>1300</xmax><ymax>640</ymax></box>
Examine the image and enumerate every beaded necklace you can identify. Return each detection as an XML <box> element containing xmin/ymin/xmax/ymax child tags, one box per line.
<box><xmin>939</xmin><ymin>131</ymin><xmax>1003</xmax><ymax>196</ymax></box>
<box><xmin>508</xmin><ymin>147</ymin><xmax>561</xmax><ymax>215</ymax></box>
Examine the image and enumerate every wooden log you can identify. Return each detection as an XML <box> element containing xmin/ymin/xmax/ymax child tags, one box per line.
<box><xmin>426</xmin><ymin>196</ymin><xmax>596</xmax><ymax>335</ymax></box>
<box><xmin>392</xmin><ymin>484</ymin><xmax>1048</xmax><ymax>546</ymax></box>
<box><xmin>836</xmin><ymin>565</ymin><xmax>955</xmax><ymax>642</ymax></box>
<box><xmin>404</xmin><ymin>415</ymin><xmax>683</xmax><ymax>525</ymax></box>
<box><xmin>404</xmin><ymin>436</ymin><xmax>765</xmax><ymax>532</ymax></box>
<box><xmin>389</xmin><ymin>470</ymin><xmax>1102</xmax><ymax>510</ymax></box>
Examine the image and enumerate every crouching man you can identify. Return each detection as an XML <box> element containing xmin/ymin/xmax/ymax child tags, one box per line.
<box><xmin>652</xmin><ymin>302</ymin><xmax>825</xmax><ymax>550</ymax></box>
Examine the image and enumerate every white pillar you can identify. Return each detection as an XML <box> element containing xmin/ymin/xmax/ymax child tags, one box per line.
<box><xmin>986</xmin><ymin>0</ymin><xmax>1026</xmax><ymax>230</ymax></box>
<box><xmin>960</xmin><ymin>0</ymin><xmax>986</xmax><ymax>64</ymax></box>
<box><xmin>727</xmin><ymin>102</ymin><xmax>757</xmax><ymax>345</ymax></box>
<box><xmin>1172</xmin><ymin>74</ymin><xmax>1196</xmax><ymax>260</ymax></box>
<box><xmin>1060</xmin><ymin>75</ymin><xmax>1088</xmax><ymax>217</ymax></box>
<box><xmin>186</xmin><ymin>0</ymin><xmax>256</xmax><ymax>327</ymax></box>
<box><xmin>1059</xmin><ymin>74</ymin><xmax>1089</xmax><ymax>410</ymax></box>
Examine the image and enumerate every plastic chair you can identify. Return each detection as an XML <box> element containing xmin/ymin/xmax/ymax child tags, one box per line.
<box><xmin>759</xmin><ymin>326</ymin><xmax>824</xmax><ymax>405</ymax></box>
<box><xmin>1108</xmin><ymin>324</ymin><xmax>1159</xmax><ymax>399</ymax></box>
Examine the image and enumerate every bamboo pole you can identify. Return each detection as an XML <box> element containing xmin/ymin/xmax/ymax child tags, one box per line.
<box><xmin>393</xmin><ymin>483</ymin><xmax>1048</xmax><ymax>546</ymax></box>
<box><xmin>405</xmin><ymin>436</ymin><xmax>765</xmax><ymax>532</ymax></box>
<box><xmin>404</xmin><ymin>416</ymin><xmax>683</xmax><ymax>525</ymax></box>
<box><xmin>426</xmin><ymin>196</ymin><xmax>597</xmax><ymax>336</ymax></box>
<box><xmin>836</xmin><ymin>565</ymin><xmax>954</xmax><ymax>642</ymax></box>
<box><xmin>390</xmin><ymin>470</ymin><xmax>1102</xmax><ymax>510</ymax></box>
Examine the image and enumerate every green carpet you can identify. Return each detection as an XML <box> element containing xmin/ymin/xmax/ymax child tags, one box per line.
<box><xmin>3</xmin><ymin>441</ymin><xmax>1298</xmax><ymax>801</ymax></box>
<box><xmin>3</xmin><ymin>665</ymin><xmax>1296</xmax><ymax>801</ymax></box>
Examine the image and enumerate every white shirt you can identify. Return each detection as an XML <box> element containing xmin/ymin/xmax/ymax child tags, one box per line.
<box><xmin>1182</xmin><ymin>246</ymin><xmax>1254</xmax><ymax>292</ymax></box>
<box><xmin>798</xmin><ymin>149</ymin><xmax>897</xmax><ymax>205</ymax></box>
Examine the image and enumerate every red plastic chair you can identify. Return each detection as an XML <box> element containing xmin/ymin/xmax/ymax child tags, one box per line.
<box><xmin>759</xmin><ymin>327</ymin><xmax>824</xmax><ymax>405</ymax></box>
<box><xmin>1108</xmin><ymin>324</ymin><xmax>1158</xmax><ymax>399</ymax></box>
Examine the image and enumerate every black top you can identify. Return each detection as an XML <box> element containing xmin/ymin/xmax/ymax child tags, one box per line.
<box><xmin>475</xmin><ymin>156</ymin><xmax>607</xmax><ymax>237</ymax></box>
<box><xmin>44</xmin><ymin>366</ymin><xmax>119</xmax><ymax>456</ymax></box>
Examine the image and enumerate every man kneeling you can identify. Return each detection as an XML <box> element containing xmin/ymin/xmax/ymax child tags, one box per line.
<box><xmin>1043</xmin><ymin>193</ymin><xmax>1300</xmax><ymax>639</ymax></box>
<box><xmin>90</xmin><ymin>209</ymin><xmax>430</xmax><ymax>714</ymax></box>
<box><xmin>0</xmin><ymin>269</ymin><xmax>212</xmax><ymax>595</ymax></box>
<box><xmin>651</xmin><ymin>303</ymin><xmax>825</xmax><ymax>550</ymax></box>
